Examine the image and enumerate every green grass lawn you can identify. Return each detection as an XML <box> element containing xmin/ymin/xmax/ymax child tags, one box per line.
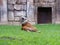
<box><xmin>0</xmin><ymin>24</ymin><xmax>60</xmax><ymax>45</ymax></box>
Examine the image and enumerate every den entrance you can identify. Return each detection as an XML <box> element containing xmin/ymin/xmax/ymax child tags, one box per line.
<box><xmin>37</xmin><ymin>7</ymin><xmax>52</xmax><ymax>24</ymax></box>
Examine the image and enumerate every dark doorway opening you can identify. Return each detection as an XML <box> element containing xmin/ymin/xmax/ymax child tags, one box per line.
<box><xmin>37</xmin><ymin>7</ymin><xmax>52</xmax><ymax>24</ymax></box>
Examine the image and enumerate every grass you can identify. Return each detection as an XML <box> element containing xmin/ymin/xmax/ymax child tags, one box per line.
<box><xmin>0</xmin><ymin>24</ymin><xmax>60</xmax><ymax>45</ymax></box>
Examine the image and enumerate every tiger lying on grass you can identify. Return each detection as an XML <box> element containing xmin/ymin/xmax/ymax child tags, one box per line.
<box><xmin>21</xmin><ymin>16</ymin><xmax>37</xmax><ymax>32</ymax></box>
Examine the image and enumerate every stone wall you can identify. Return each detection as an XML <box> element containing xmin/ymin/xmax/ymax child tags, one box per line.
<box><xmin>7</xmin><ymin>0</ymin><xmax>35</xmax><ymax>25</ymax></box>
<box><xmin>7</xmin><ymin>0</ymin><xmax>27</xmax><ymax>25</ymax></box>
<box><xmin>27</xmin><ymin>0</ymin><xmax>35</xmax><ymax>24</ymax></box>
<box><xmin>34</xmin><ymin>0</ymin><xmax>57</xmax><ymax>24</ymax></box>
<box><xmin>55</xmin><ymin>0</ymin><xmax>60</xmax><ymax>24</ymax></box>
<box><xmin>0</xmin><ymin>0</ymin><xmax>7</xmax><ymax>24</ymax></box>
<box><xmin>0</xmin><ymin>0</ymin><xmax>60</xmax><ymax>25</ymax></box>
<box><xmin>34</xmin><ymin>0</ymin><xmax>60</xmax><ymax>24</ymax></box>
